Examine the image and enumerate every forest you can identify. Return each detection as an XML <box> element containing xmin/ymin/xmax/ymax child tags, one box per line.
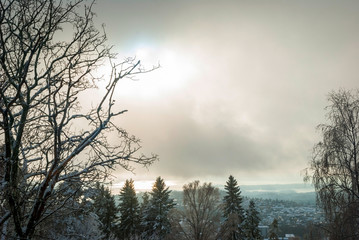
<box><xmin>13</xmin><ymin>175</ymin><xmax>271</xmax><ymax>240</ymax></box>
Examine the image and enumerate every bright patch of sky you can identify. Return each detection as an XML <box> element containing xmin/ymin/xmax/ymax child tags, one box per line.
<box><xmin>91</xmin><ymin>0</ymin><xmax>359</xmax><ymax>189</ymax></box>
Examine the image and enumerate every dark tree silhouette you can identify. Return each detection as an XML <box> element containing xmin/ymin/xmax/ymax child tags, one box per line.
<box><xmin>118</xmin><ymin>179</ymin><xmax>140</xmax><ymax>239</ymax></box>
<box><xmin>0</xmin><ymin>0</ymin><xmax>156</xmax><ymax>238</ymax></box>
<box><xmin>142</xmin><ymin>177</ymin><xmax>175</xmax><ymax>240</ymax></box>
<box><xmin>220</xmin><ymin>175</ymin><xmax>245</xmax><ymax>240</ymax></box>
<box><xmin>268</xmin><ymin>218</ymin><xmax>279</xmax><ymax>240</ymax></box>
<box><xmin>93</xmin><ymin>182</ymin><xmax>120</xmax><ymax>239</ymax></box>
<box><xmin>243</xmin><ymin>200</ymin><xmax>261</xmax><ymax>240</ymax></box>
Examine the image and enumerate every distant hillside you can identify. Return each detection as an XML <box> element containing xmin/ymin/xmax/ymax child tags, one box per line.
<box><xmin>239</xmin><ymin>183</ymin><xmax>316</xmax><ymax>204</ymax></box>
<box><xmin>170</xmin><ymin>183</ymin><xmax>316</xmax><ymax>204</ymax></box>
<box><xmin>240</xmin><ymin>183</ymin><xmax>315</xmax><ymax>193</ymax></box>
<box><xmin>240</xmin><ymin>190</ymin><xmax>316</xmax><ymax>204</ymax></box>
<box><xmin>120</xmin><ymin>183</ymin><xmax>316</xmax><ymax>205</ymax></box>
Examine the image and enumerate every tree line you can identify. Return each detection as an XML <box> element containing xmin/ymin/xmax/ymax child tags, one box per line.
<box><xmin>87</xmin><ymin>175</ymin><xmax>279</xmax><ymax>240</ymax></box>
<box><xmin>1</xmin><ymin>173</ymin><xmax>282</xmax><ymax>239</ymax></box>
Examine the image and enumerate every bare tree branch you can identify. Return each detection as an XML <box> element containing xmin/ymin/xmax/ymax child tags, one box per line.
<box><xmin>0</xmin><ymin>0</ymin><xmax>158</xmax><ymax>238</ymax></box>
<box><xmin>305</xmin><ymin>89</ymin><xmax>359</xmax><ymax>240</ymax></box>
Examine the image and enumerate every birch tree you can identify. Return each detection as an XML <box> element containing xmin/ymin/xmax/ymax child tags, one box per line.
<box><xmin>305</xmin><ymin>89</ymin><xmax>359</xmax><ymax>240</ymax></box>
<box><xmin>181</xmin><ymin>181</ymin><xmax>221</xmax><ymax>240</ymax></box>
<box><xmin>0</xmin><ymin>0</ymin><xmax>157</xmax><ymax>239</ymax></box>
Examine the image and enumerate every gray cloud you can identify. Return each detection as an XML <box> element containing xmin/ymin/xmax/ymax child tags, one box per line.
<box><xmin>94</xmin><ymin>0</ymin><xmax>359</xmax><ymax>186</ymax></box>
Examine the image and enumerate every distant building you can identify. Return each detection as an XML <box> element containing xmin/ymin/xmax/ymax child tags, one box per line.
<box><xmin>264</xmin><ymin>237</ymin><xmax>289</xmax><ymax>240</ymax></box>
<box><xmin>263</xmin><ymin>233</ymin><xmax>298</xmax><ymax>240</ymax></box>
<box><xmin>259</xmin><ymin>225</ymin><xmax>269</xmax><ymax>238</ymax></box>
<box><xmin>285</xmin><ymin>234</ymin><xmax>300</xmax><ymax>240</ymax></box>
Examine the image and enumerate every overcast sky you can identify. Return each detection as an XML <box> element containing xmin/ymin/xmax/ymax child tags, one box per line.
<box><xmin>91</xmin><ymin>0</ymin><xmax>359</xmax><ymax>190</ymax></box>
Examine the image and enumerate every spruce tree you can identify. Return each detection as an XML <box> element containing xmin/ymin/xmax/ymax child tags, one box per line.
<box><xmin>140</xmin><ymin>191</ymin><xmax>150</xmax><ymax>213</ymax></box>
<box><xmin>143</xmin><ymin>177</ymin><xmax>176</xmax><ymax>239</ymax></box>
<box><xmin>243</xmin><ymin>200</ymin><xmax>261</xmax><ymax>240</ymax></box>
<box><xmin>118</xmin><ymin>179</ymin><xmax>140</xmax><ymax>239</ymax></box>
<box><xmin>268</xmin><ymin>218</ymin><xmax>279</xmax><ymax>240</ymax></box>
<box><xmin>92</xmin><ymin>182</ymin><xmax>119</xmax><ymax>239</ymax></box>
<box><xmin>139</xmin><ymin>192</ymin><xmax>150</xmax><ymax>235</ymax></box>
<box><xmin>221</xmin><ymin>175</ymin><xmax>245</xmax><ymax>240</ymax></box>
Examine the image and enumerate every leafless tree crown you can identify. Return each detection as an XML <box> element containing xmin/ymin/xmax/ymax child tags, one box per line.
<box><xmin>305</xmin><ymin>89</ymin><xmax>359</xmax><ymax>240</ymax></box>
<box><xmin>180</xmin><ymin>181</ymin><xmax>221</xmax><ymax>240</ymax></box>
<box><xmin>0</xmin><ymin>0</ymin><xmax>157</xmax><ymax>238</ymax></box>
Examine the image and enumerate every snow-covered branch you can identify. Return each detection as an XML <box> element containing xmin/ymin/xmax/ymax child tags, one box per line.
<box><xmin>0</xmin><ymin>0</ymin><xmax>158</xmax><ymax>238</ymax></box>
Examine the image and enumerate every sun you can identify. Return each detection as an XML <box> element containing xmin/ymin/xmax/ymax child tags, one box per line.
<box><xmin>90</xmin><ymin>43</ymin><xmax>197</xmax><ymax>101</ymax></box>
<box><xmin>135</xmin><ymin>47</ymin><xmax>151</xmax><ymax>60</ymax></box>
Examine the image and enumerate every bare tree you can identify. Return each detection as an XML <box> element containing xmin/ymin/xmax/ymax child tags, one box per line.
<box><xmin>303</xmin><ymin>222</ymin><xmax>327</xmax><ymax>240</ymax></box>
<box><xmin>0</xmin><ymin>145</ymin><xmax>7</xmax><ymax>240</ymax></box>
<box><xmin>305</xmin><ymin>89</ymin><xmax>359</xmax><ymax>240</ymax></box>
<box><xmin>180</xmin><ymin>181</ymin><xmax>221</xmax><ymax>240</ymax></box>
<box><xmin>0</xmin><ymin>0</ymin><xmax>157</xmax><ymax>239</ymax></box>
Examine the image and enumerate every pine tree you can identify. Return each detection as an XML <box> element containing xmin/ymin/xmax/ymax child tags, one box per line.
<box><xmin>268</xmin><ymin>218</ymin><xmax>279</xmax><ymax>240</ymax></box>
<box><xmin>243</xmin><ymin>200</ymin><xmax>261</xmax><ymax>240</ymax></box>
<box><xmin>118</xmin><ymin>179</ymin><xmax>140</xmax><ymax>239</ymax></box>
<box><xmin>221</xmin><ymin>175</ymin><xmax>245</xmax><ymax>240</ymax></box>
<box><xmin>143</xmin><ymin>177</ymin><xmax>176</xmax><ymax>239</ymax></box>
<box><xmin>92</xmin><ymin>182</ymin><xmax>120</xmax><ymax>239</ymax></box>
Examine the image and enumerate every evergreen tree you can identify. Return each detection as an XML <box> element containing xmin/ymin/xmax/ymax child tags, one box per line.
<box><xmin>243</xmin><ymin>200</ymin><xmax>261</xmax><ymax>240</ymax></box>
<box><xmin>221</xmin><ymin>175</ymin><xmax>245</xmax><ymax>240</ymax></box>
<box><xmin>139</xmin><ymin>191</ymin><xmax>150</xmax><ymax>235</ymax></box>
<box><xmin>268</xmin><ymin>218</ymin><xmax>279</xmax><ymax>240</ymax></box>
<box><xmin>118</xmin><ymin>179</ymin><xmax>140</xmax><ymax>239</ymax></box>
<box><xmin>143</xmin><ymin>177</ymin><xmax>176</xmax><ymax>239</ymax></box>
<box><xmin>92</xmin><ymin>182</ymin><xmax>119</xmax><ymax>239</ymax></box>
<box><xmin>37</xmin><ymin>179</ymin><xmax>104</xmax><ymax>239</ymax></box>
<box><xmin>141</xmin><ymin>192</ymin><xmax>150</xmax><ymax>213</ymax></box>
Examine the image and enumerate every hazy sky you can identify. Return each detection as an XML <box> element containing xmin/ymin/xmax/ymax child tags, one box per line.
<box><xmin>91</xmin><ymin>0</ymin><xmax>359</xmax><ymax>190</ymax></box>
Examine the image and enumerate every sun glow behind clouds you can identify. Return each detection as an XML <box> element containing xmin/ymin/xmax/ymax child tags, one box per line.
<box><xmin>113</xmin><ymin>180</ymin><xmax>177</xmax><ymax>192</ymax></box>
<box><xmin>92</xmin><ymin>43</ymin><xmax>197</xmax><ymax>101</ymax></box>
<box><xmin>120</xmin><ymin>44</ymin><xmax>197</xmax><ymax>99</ymax></box>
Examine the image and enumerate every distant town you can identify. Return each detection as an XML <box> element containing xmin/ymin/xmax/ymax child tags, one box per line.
<box><xmin>127</xmin><ymin>183</ymin><xmax>323</xmax><ymax>239</ymax></box>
